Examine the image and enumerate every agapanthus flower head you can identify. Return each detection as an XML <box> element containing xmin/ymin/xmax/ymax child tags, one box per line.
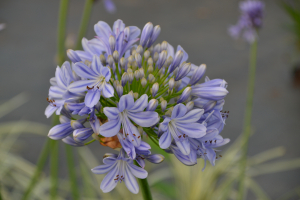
<box><xmin>45</xmin><ymin>19</ymin><xmax>230</xmax><ymax>194</ymax></box>
<box><xmin>229</xmin><ymin>0</ymin><xmax>265</xmax><ymax>43</ymax></box>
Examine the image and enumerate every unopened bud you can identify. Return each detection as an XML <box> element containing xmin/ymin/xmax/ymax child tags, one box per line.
<box><xmin>134</xmin><ymin>70</ymin><xmax>140</xmax><ymax>80</ymax></box>
<box><xmin>189</xmin><ymin>64</ymin><xmax>206</xmax><ymax>85</ymax></box>
<box><xmin>168</xmin><ymin>50</ymin><xmax>184</xmax><ymax>73</ymax></box>
<box><xmin>139</xmin><ymin>68</ymin><xmax>145</xmax><ymax>78</ymax></box>
<box><xmin>131</xmin><ymin>49</ymin><xmax>137</xmax><ymax>56</ymax></box>
<box><xmin>100</xmin><ymin>54</ymin><xmax>106</xmax><ymax>66</ymax></box>
<box><xmin>148</xmin><ymin>65</ymin><xmax>154</xmax><ymax>73</ymax></box>
<box><xmin>146</xmin><ymin>99</ymin><xmax>158</xmax><ymax>111</ymax></box>
<box><xmin>120</xmin><ymin>57</ymin><xmax>126</xmax><ymax>69</ymax></box>
<box><xmin>153</xmin><ymin>52</ymin><xmax>159</xmax><ymax>63</ymax></box>
<box><xmin>175</xmin><ymin>62</ymin><xmax>191</xmax><ymax>81</ymax></box>
<box><xmin>165</xmin><ymin>107</ymin><xmax>174</xmax><ymax>116</ymax></box>
<box><xmin>128</xmin><ymin>55</ymin><xmax>134</xmax><ymax>64</ymax></box>
<box><xmin>175</xmin><ymin>80</ymin><xmax>182</xmax><ymax>90</ymax></box>
<box><xmin>153</xmin><ymin>44</ymin><xmax>161</xmax><ymax>54</ymax></box>
<box><xmin>136</xmin><ymin>45</ymin><xmax>144</xmax><ymax>55</ymax></box>
<box><xmin>151</xmin><ymin>83</ymin><xmax>159</xmax><ymax>97</ymax></box>
<box><xmin>107</xmin><ymin>55</ymin><xmax>114</xmax><ymax>67</ymax></box>
<box><xmin>147</xmin><ymin>25</ymin><xmax>161</xmax><ymax>48</ymax></box>
<box><xmin>113</xmin><ymin>51</ymin><xmax>119</xmax><ymax>63</ymax></box>
<box><xmin>144</xmin><ymin>50</ymin><xmax>150</xmax><ymax>60</ymax></box>
<box><xmin>133</xmin><ymin>92</ymin><xmax>139</xmax><ymax>99</ymax></box>
<box><xmin>128</xmin><ymin>91</ymin><xmax>134</xmax><ymax>98</ymax></box>
<box><xmin>161</xmin><ymin>100</ymin><xmax>167</xmax><ymax>112</ymax></box>
<box><xmin>161</xmin><ymin>41</ymin><xmax>168</xmax><ymax>51</ymax></box>
<box><xmin>121</xmin><ymin>72</ymin><xmax>128</xmax><ymax>86</ymax></box>
<box><xmin>109</xmin><ymin>35</ymin><xmax>116</xmax><ymax>52</ymax></box>
<box><xmin>135</xmin><ymin>53</ymin><xmax>142</xmax><ymax>68</ymax></box>
<box><xmin>140</xmin><ymin>22</ymin><xmax>154</xmax><ymax>47</ymax></box>
<box><xmin>130</xmin><ymin>46</ymin><xmax>136</xmax><ymax>55</ymax></box>
<box><xmin>186</xmin><ymin>101</ymin><xmax>194</xmax><ymax>112</ymax></box>
<box><xmin>128</xmin><ymin>72</ymin><xmax>134</xmax><ymax>84</ymax></box>
<box><xmin>113</xmin><ymin>80</ymin><xmax>120</xmax><ymax>88</ymax></box>
<box><xmin>148</xmin><ymin>74</ymin><xmax>155</xmax><ymax>83</ymax></box>
<box><xmin>156</xmin><ymin>50</ymin><xmax>168</xmax><ymax>69</ymax></box>
<box><xmin>147</xmin><ymin>58</ymin><xmax>153</xmax><ymax>66</ymax></box>
<box><xmin>116</xmin><ymin>84</ymin><xmax>123</xmax><ymax>97</ymax></box>
<box><xmin>166</xmin><ymin>56</ymin><xmax>173</xmax><ymax>68</ymax></box>
<box><xmin>141</xmin><ymin>77</ymin><xmax>147</xmax><ymax>87</ymax></box>
<box><xmin>132</xmin><ymin>61</ymin><xmax>138</xmax><ymax>71</ymax></box>
<box><xmin>177</xmin><ymin>87</ymin><xmax>192</xmax><ymax>103</ymax></box>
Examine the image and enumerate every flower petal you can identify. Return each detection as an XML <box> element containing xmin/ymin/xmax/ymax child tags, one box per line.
<box><xmin>145</xmin><ymin>154</ymin><xmax>165</xmax><ymax>164</ymax></box>
<box><xmin>45</xmin><ymin>105</ymin><xmax>57</xmax><ymax>118</ymax></box>
<box><xmin>175</xmin><ymin>139</ymin><xmax>190</xmax><ymax>155</ymax></box>
<box><xmin>62</xmin><ymin>136</ymin><xmax>84</xmax><ymax>147</ymax></box>
<box><xmin>101</xmin><ymin>67</ymin><xmax>111</xmax><ymax>82</ymax></box>
<box><xmin>159</xmin><ymin>130</ymin><xmax>172</xmax><ymax>149</ymax></box>
<box><xmin>127</xmin><ymin>111</ymin><xmax>159</xmax><ymax>127</ymax></box>
<box><xmin>127</xmin><ymin>163</ymin><xmax>148</xmax><ymax>179</ymax></box>
<box><xmin>85</xmin><ymin>89</ymin><xmax>101</xmax><ymax>108</ymax></box>
<box><xmin>102</xmin><ymin>83</ymin><xmax>114</xmax><ymax>98</ymax></box>
<box><xmin>99</xmin><ymin>163</ymin><xmax>119</xmax><ymax>193</ymax></box>
<box><xmin>91</xmin><ymin>55</ymin><xmax>103</xmax><ymax>75</ymax></box>
<box><xmin>94</xmin><ymin>21</ymin><xmax>112</xmax><ymax>41</ymax></box>
<box><xmin>103</xmin><ymin>107</ymin><xmax>120</xmax><ymax>120</ymax></box>
<box><xmin>129</xmin><ymin>94</ymin><xmax>148</xmax><ymax>112</ymax></box>
<box><xmin>176</xmin><ymin>123</ymin><xmax>206</xmax><ymax>138</ymax></box>
<box><xmin>99</xmin><ymin>119</ymin><xmax>121</xmax><ymax>137</ymax></box>
<box><xmin>124</xmin><ymin>164</ymin><xmax>139</xmax><ymax>194</ymax></box>
<box><xmin>118</xmin><ymin>94</ymin><xmax>134</xmax><ymax>112</ymax></box>
<box><xmin>191</xmin><ymin>86</ymin><xmax>228</xmax><ymax>101</ymax></box>
<box><xmin>74</xmin><ymin>62</ymin><xmax>98</xmax><ymax>79</ymax></box>
<box><xmin>48</xmin><ymin>123</ymin><xmax>73</xmax><ymax>140</ymax></box>
<box><xmin>73</xmin><ymin>128</ymin><xmax>94</xmax><ymax>142</ymax></box>
<box><xmin>68</xmin><ymin>80</ymin><xmax>96</xmax><ymax>93</ymax></box>
<box><xmin>175</xmin><ymin>108</ymin><xmax>204</xmax><ymax>123</ymax></box>
<box><xmin>171</xmin><ymin>104</ymin><xmax>187</xmax><ymax>119</ymax></box>
<box><xmin>92</xmin><ymin>163</ymin><xmax>116</xmax><ymax>174</ymax></box>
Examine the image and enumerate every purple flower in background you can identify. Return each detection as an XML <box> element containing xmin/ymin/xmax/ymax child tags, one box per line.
<box><xmin>229</xmin><ymin>0</ymin><xmax>265</xmax><ymax>43</ymax></box>
<box><xmin>91</xmin><ymin>149</ymin><xmax>148</xmax><ymax>193</ymax></box>
<box><xmin>103</xmin><ymin>0</ymin><xmax>116</xmax><ymax>14</ymax></box>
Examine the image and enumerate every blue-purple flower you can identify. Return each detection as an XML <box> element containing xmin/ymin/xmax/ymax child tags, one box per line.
<box><xmin>100</xmin><ymin>94</ymin><xmax>159</xmax><ymax>147</ymax></box>
<box><xmin>91</xmin><ymin>149</ymin><xmax>148</xmax><ymax>193</ymax></box>
<box><xmin>229</xmin><ymin>0</ymin><xmax>265</xmax><ymax>43</ymax></box>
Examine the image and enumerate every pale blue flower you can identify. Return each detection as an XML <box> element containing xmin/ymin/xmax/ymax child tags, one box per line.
<box><xmin>91</xmin><ymin>149</ymin><xmax>148</xmax><ymax>194</ymax></box>
<box><xmin>103</xmin><ymin>0</ymin><xmax>116</xmax><ymax>14</ymax></box>
<box><xmin>159</xmin><ymin>104</ymin><xmax>206</xmax><ymax>155</ymax></box>
<box><xmin>68</xmin><ymin>55</ymin><xmax>114</xmax><ymax>108</ymax></box>
<box><xmin>100</xmin><ymin>94</ymin><xmax>159</xmax><ymax>147</ymax></box>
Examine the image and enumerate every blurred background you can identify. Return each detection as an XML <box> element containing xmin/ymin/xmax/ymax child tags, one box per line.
<box><xmin>1</xmin><ymin>0</ymin><xmax>300</xmax><ymax>199</ymax></box>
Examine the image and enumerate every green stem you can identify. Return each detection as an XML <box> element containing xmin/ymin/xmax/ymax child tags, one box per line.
<box><xmin>22</xmin><ymin>139</ymin><xmax>51</xmax><ymax>200</ymax></box>
<box><xmin>65</xmin><ymin>145</ymin><xmax>80</xmax><ymax>200</ymax></box>
<box><xmin>237</xmin><ymin>39</ymin><xmax>258</xmax><ymax>200</ymax></box>
<box><xmin>75</xmin><ymin>0</ymin><xmax>95</xmax><ymax>50</ymax></box>
<box><xmin>139</xmin><ymin>178</ymin><xmax>153</xmax><ymax>200</ymax></box>
<box><xmin>57</xmin><ymin>0</ymin><xmax>69</xmax><ymax>65</ymax></box>
<box><xmin>50</xmin><ymin>140</ymin><xmax>59</xmax><ymax>200</ymax></box>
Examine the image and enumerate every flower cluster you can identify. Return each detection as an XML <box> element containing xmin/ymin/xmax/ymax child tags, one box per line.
<box><xmin>45</xmin><ymin>19</ymin><xmax>230</xmax><ymax>193</ymax></box>
<box><xmin>229</xmin><ymin>0</ymin><xmax>265</xmax><ymax>43</ymax></box>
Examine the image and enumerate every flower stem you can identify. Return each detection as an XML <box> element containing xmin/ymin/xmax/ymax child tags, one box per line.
<box><xmin>75</xmin><ymin>0</ymin><xmax>95</xmax><ymax>50</ymax></box>
<box><xmin>65</xmin><ymin>145</ymin><xmax>80</xmax><ymax>200</ymax></box>
<box><xmin>139</xmin><ymin>178</ymin><xmax>153</xmax><ymax>200</ymax></box>
<box><xmin>237</xmin><ymin>39</ymin><xmax>258</xmax><ymax>200</ymax></box>
<box><xmin>57</xmin><ymin>0</ymin><xmax>69</xmax><ymax>65</ymax></box>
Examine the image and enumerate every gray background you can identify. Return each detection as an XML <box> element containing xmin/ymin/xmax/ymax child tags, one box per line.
<box><xmin>1</xmin><ymin>0</ymin><xmax>299</xmax><ymax>199</ymax></box>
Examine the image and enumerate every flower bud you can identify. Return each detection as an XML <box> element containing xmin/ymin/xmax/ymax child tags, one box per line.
<box><xmin>186</xmin><ymin>101</ymin><xmax>194</xmax><ymax>112</ymax></box>
<box><xmin>159</xmin><ymin>68</ymin><xmax>165</xmax><ymax>75</ymax></box>
<box><xmin>107</xmin><ymin>55</ymin><xmax>114</xmax><ymax>67</ymax></box>
<box><xmin>113</xmin><ymin>50</ymin><xmax>119</xmax><ymax>63</ymax></box>
<box><xmin>132</xmin><ymin>61</ymin><xmax>138</xmax><ymax>71</ymax></box>
<box><xmin>113</xmin><ymin>80</ymin><xmax>119</xmax><ymax>88</ymax></box>
<box><xmin>153</xmin><ymin>52</ymin><xmax>159</xmax><ymax>63</ymax></box>
<box><xmin>139</xmin><ymin>68</ymin><xmax>145</xmax><ymax>78</ymax></box>
<box><xmin>189</xmin><ymin>64</ymin><xmax>206</xmax><ymax>85</ymax></box>
<box><xmin>73</xmin><ymin>128</ymin><xmax>94</xmax><ymax>142</ymax></box>
<box><xmin>119</xmin><ymin>57</ymin><xmax>126</xmax><ymax>69</ymax></box>
<box><xmin>174</xmin><ymin>80</ymin><xmax>182</xmax><ymax>90</ymax></box>
<box><xmin>175</xmin><ymin>62</ymin><xmax>191</xmax><ymax>81</ymax></box>
<box><xmin>130</xmin><ymin>46</ymin><xmax>136</xmax><ymax>55</ymax></box>
<box><xmin>116</xmin><ymin>84</ymin><xmax>123</xmax><ymax>97</ymax></box>
<box><xmin>151</xmin><ymin>83</ymin><xmax>159</xmax><ymax>97</ymax></box>
<box><xmin>136</xmin><ymin>45</ymin><xmax>144</xmax><ymax>55</ymax></box>
<box><xmin>133</xmin><ymin>92</ymin><xmax>139</xmax><ymax>99</ymax></box>
<box><xmin>177</xmin><ymin>87</ymin><xmax>192</xmax><ymax>103</ymax></box>
<box><xmin>148</xmin><ymin>74</ymin><xmax>155</xmax><ymax>83</ymax></box>
<box><xmin>161</xmin><ymin>100</ymin><xmax>167</xmax><ymax>112</ymax></box>
<box><xmin>148</xmin><ymin>45</ymin><xmax>154</xmax><ymax>53</ymax></box>
<box><xmin>127</xmin><ymin>68</ymin><xmax>133</xmax><ymax>73</ymax></box>
<box><xmin>128</xmin><ymin>91</ymin><xmax>134</xmax><ymax>98</ymax></box>
<box><xmin>131</xmin><ymin>49</ymin><xmax>137</xmax><ymax>56</ymax></box>
<box><xmin>109</xmin><ymin>35</ymin><xmax>116</xmax><ymax>52</ymax></box>
<box><xmin>121</xmin><ymin>72</ymin><xmax>128</xmax><ymax>86</ymax></box>
<box><xmin>62</xmin><ymin>136</ymin><xmax>84</xmax><ymax>147</ymax></box>
<box><xmin>161</xmin><ymin>41</ymin><xmax>168</xmax><ymax>51</ymax></box>
<box><xmin>168</xmin><ymin>50</ymin><xmax>184</xmax><ymax>73</ymax></box>
<box><xmin>128</xmin><ymin>55</ymin><xmax>134</xmax><ymax>64</ymax></box>
<box><xmin>147</xmin><ymin>58</ymin><xmax>153</xmax><ymax>66</ymax></box>
<box><xmin>156</xmin><ymin>50</ymin><xmax>168</xmax><ymax>69</ymax></box>
<box><xmin>67</xmin><ymin>49</ymin><xmax>81</xmax><ymax>63</ymax></box>
<box><xmin>146</xmin><ymin>99</ymin><xmax>158</xmax><ymax>111</ymax></box>
<box><xmin>166</xmin><ymin>56</ymin><xmax>173</xmax><ymax>68</ymax></box>
<box><xmin>153</xmin><ymin>44</ymin><xmax>161</xmax><ymax>54</ymax></box>
<box><xmin>134</xmin><ymin>70</ymin><xmax>140</xmax><ymax>80</ymax></box>
<box><xmin>100</xmin><ymin>54</ymin><xmax>106</xmax><ymax>66</ymax></box>
<box><xmin>140</xmin><ymin>22</ymin><xmax>154</xmax><ymax>47</ymax></box>
<box><xmin>144</xmin><ymin>50</ymin><xmax>150</xmax><ymax>60</ymax></box>
<box><xmin>169</xmin><ymin>78</ymin><xmax>175</xmax><ymax>90</ymax></box>
<box><xmin>135</xmin><ymin>53</ymin><xmax>142</xmax><ymax>68</ymax></box>
<box><xmin>128</xmin><ymin>72</ymin><xmax>134</xmax><ymax>84</ymax></box>
<box><xmin>148</xmin><ymin>65</ymin><xmax>154</xmax><ymax>73</ymax></box>
<box><xmin>141</xmin><ymin>77</ymin><xmax>147</xmax><ymax>87</ymax></box>
<box><xmin>165</xmin><ymin>107</ymin><xmax>174</xmax><ymax>117</ymax></box>
<box><xmin>147</xmin><ymin>25</ymin><xmax>161</xmax><ymax>48</ymax></box>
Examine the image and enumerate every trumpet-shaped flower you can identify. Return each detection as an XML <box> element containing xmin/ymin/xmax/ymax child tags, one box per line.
<box><xmin>159</xmin><ymin>104</ymin><xmax>206</xmax><ymax>155</ymax></box>
<box><xmin>69</xmin><ymin>55</ymin><xmax>114</xmax><ymax>108</ymax></box>
<box><xmin>91</xmin><ymin>149</ymin><xmax>148</xmax><ymax>194</ymax></box>
<box><xmin>100</xmin><ymin>94</ymin><xmax>159</xmax><ymax>147</ymax></box>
